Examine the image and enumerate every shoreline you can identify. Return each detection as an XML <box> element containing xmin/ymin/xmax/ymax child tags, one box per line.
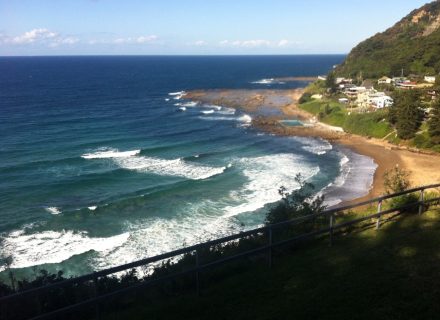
<box><xmin>184</xmin><ymin>87</ymin><xmax>440</xmax><ymax>206</ymax></box>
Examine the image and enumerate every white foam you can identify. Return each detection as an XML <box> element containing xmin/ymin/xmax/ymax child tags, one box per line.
<box><xmin>252</xmin><ymin>78</ymin><xmax>274</xmax><ymax>84</ymax></box>
<box><xmin>46</xmin><ymin>207</ymin><xmax>61</xmax><ymax>215</ymax></box>
<box><xmin>93</xmin><ymin>209</ymin><xmax>243</xmax><ymax>273</ymax></box>
<box><xmin>202</xmin><ymin>104</ymin><xmax>222</xmax><ymax>111</ymax></box>
<box><xmin>82</xmin><ymin>148</ymin><xmax>226</xmax><ymax>180</ymax></box>
<box><xmin>251</xmin><ymin>78</ymin><xmax>285</xmax><ymax>85</ymax></box>
<box><xmin>172</xmin><ymin>92</ymin><xmax>187</xmax><ymax>100</ymax></box>
<box><xmin>199</xmin><ymin>113</ymin><xmax>252</xmax><ymax>126</ymax></box>
<box><xmin>165</xmin><ymin>98</ymin><xmax>170</xmax><ymax>102</ymax></box>
<box><xmin>82</xmin><ymin>149</ymin><xmax>140</xmax><ymax>159</ymax></box>
<box><xmin>321</xmin><ymin>148</ymin><xmax>377</xmax><ymax>207</ymax></box>
<box><xmin>115</xmin><ymin>156</ymin><xmax>226</xmax><ymax>180</ymax></box>
<box><xmin>199</xmin><ymin>116</ymin><xmax>236</xmax><ymax>121</ymax></box>
<box><xmin>179</xmin><ymin>107</ymin><xmax>187</xmax><ymax>111</ymax></box>
<box><xmin>176</xmin><ymin>101</ymin><xmax>198</xmax><ymax>107</ymax></box>
<box><xmin>201</xmin><ymin>110</ymin><xmax>215</xmax><ymax>114</ymax></box>
<box><xmin>168</xmin><ymin>91</ymin><xmax>186</xmax><ymax>96</ymax></box>
<box><xmin>2</xmin><ymin>230</ymin><xmax>130</xmax><ymax>269</ymax></box>
<box><xmin>223</xmin><ymin>154</ymin><xmax>319</xmax><ymax>217</ymax></box>
<box><xmin>218</xmin><ymin>107</ymin><xmax>236</xmax><ymax>115</ymax></box>
<box><xmin>181</xmin><ymin>101</ymin><xmax>198</xmax><ymax>107</ymax></box>
<box><xmin>298</xmin><ymin>137</ymin><xmax>333</xmax><ymax>155</ymax></box>
<box><xmin>238</xmin><ymin>114</ymin><xmax>252</xmax><ymax>123</ymax></box>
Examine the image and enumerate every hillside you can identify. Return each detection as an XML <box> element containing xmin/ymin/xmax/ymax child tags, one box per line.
<box><xmin>336</xmin><ymin>0</ymin><xmax>440</xmax><ymax>78</ymax></box>
<box><xmin>119</xmin><ymin>208</ymin><xmax>440</xmax><ymax>320</ymax></box>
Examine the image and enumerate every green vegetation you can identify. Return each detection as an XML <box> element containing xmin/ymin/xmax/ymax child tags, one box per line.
<box><xmin>383</xmin><ymin>166</ymin><xmax>419</xmax><ymax>212</ymax></box>
<box><xmin>300</xmin><ymin>99</ymin><xmax>393</xmax><ymax>138</ymax></box>
<box><xmin>336</xmin><ymin>1</ymin><xmax>440</xmax><ymax>78</ymax></box>
<box><xmin>119</xmin><ymin>209</ymin><xmax>440</xmax><ymax>320</ymax></box>
<box><xmin>428</xmin><ymin>98</ymin><xmax>440</xmax><ymax>144</ymax></box>
<box><xmin>265</xmin><ymin>175</ymin><xmax>325</xmax><ymax>224</ymax></box>
<box><xmin>299</xmin><ymin>78</ymin><xmax>440</xmax><ymax>151</ymax></box>
<box><xmin>388</xmin><ymin>90</ymin><xmax>424</xmax><ymax>139</ymax></box>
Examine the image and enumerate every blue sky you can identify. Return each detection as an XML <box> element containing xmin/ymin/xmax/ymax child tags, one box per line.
<box><xmin>0</xmin><ymin>0</ymin><xmax>430</xmax><ymax>55</ymax></box>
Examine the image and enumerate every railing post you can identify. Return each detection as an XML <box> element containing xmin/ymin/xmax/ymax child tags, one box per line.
<box><xmin>268</xmin><ymin>226</ymin><xmax>273</xmax><ymax>268</ymax></box>
<box><xmin>195</xmin><ymin>249</ymin><xmax>200</xmax><ymax>296</ymax></box>
<box><xmin>376</xmin><ymin>200</ymin><xmax>382</xmax><ymax>230</ymax></box>
<box><xmin>329</xmin><ymin>212</ymin><xmax>334</xmax><ymax>246</ymax></box>
<box><xmin>419</xmin><ymin>188</ymin><xmax>425</xmax><ymax>215</ymax></box>
<box><xmin>93</xmin><ymin>273</ymin><xmax>100</xmax><ymax>320</ymax></box>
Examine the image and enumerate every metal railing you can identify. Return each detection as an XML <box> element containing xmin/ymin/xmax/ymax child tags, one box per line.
<box><xmin>1</xmin><ymin>183</ymin><xmax>440</xmax><ymax>320</ymax></box>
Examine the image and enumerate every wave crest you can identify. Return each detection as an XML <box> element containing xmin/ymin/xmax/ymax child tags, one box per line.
<box><xmin>2</xmin><ymin>230</ymin><xmax>130</xmax><ymax>269</ymax></box>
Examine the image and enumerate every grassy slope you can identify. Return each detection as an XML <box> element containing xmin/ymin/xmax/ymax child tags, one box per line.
<box><xmin>114</xmin><ymin>207</ymin><xmax>440</xmax><ymax>320</ymax></box>
<box><xmin>300</xmin><ymin>99</ymin><xmax>393</xmax><ymax>139</ymax></box>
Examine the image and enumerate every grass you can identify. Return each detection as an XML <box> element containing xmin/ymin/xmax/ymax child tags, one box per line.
<box><xmin>105</xmin><ymin>205</ymin><xmax>440</xmax><ymax>320</ymax></box>
<box><xmin>300</xmin><ymin>99</ymin><xmax>393</xmax><ymax>138</ymax></box>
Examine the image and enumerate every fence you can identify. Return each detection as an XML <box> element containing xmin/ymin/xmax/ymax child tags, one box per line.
<box><xmin>1</xmin><ymin>183</ymin><xmax>440</xmax><ymax>320</ymax></box>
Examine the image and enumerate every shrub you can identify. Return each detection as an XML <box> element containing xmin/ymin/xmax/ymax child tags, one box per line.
<box><xmin>383</xmin><ymin>166</ymin><xmax>418</xmax><ymax>213</ymax></box>
<box><xmin>265</xmin><ymin>174</ymin><xmax>326</xmax><ymax>225</ymax></box>
<box><xmin>299</xmin><ymin>92</ymin><xmax>312</xmax><ymax>104</ymax></box>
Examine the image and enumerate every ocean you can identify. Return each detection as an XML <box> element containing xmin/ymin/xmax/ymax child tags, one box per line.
<box><xmin>0</xmin><ymin>55</ymin><xmax>376</xmax><ymax>278</ymax></box>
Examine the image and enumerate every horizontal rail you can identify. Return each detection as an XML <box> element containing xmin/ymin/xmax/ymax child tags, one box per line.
<box><xmin>2</xmin><ymin>184</ymin><xmax>440</xmax><ymax>320</ymax></box>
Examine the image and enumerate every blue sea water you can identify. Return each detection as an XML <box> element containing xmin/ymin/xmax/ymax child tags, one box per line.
<box><xmin>0</xmin><ymin>55</ymin><xmax>376</xmax><ymax>277</ymax></box>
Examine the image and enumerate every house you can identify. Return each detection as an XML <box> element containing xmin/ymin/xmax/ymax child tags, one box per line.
<box><xmin>378</xmin><ymin>76</ymin><xmax>392</xmax><ymax>84</ymax></box>
<box><xmin>396</xmin><ymin>81</ymin><xmax>417</xmax><ymax>89</ymax></box>
<box><xmin>338</xmin><ymin>98</ymin><xmax>349</xmax><ymax>104</ymax></box>
<box><xmin>424</xmin><ymin>76</ymin><xmax>436</xmax><ymax>83</ymax></box>
<box><xmin>336</xmin><ymin>77</ymin><xmax>353</xmax><ymax>85</ymax></box>
<box><xmin>344</xmin><ymin>86</ymin><xmax>367</xmax><ymax>98</ymax></box>
<box><xmin>427</xmin><ymin>90</ymin><xmax>437</xmax><ymax>100</ymax></box>
<box><xmin>354</xmin><ymin>89</ymin><xmax>393</xmax><ymax>109</ymax></box>
<box><xmin>318</xmin><ymin>75</ymin><xmax>327</xmax><ymax>81</ymax></box>
<box><xmin>371</xmin><ymin>95</ymin><xmax>393</xmax><ymax>109</ymax></box>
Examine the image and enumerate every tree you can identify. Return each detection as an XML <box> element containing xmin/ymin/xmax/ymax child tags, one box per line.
<box><xmin>383</xmin><ymin>165</ymin><xmax>410</xmax><ymax>195</ymax></box>
<box><xmin>325</xmin><ymin>71</ymin><xmax>337</xmax><ymax>94</ymax></box>
<box><xmin>391</xmin><ymin>90</ymin><xmax>423</xmax><ymax>139</ymax></box>
<box><xmin>428</xmin><ymin>98</ymin><xmax>440</xmax><ymax>144</ymax></box>
<box><xmin>265</xmin><ymin>174</ymin><xmax>326</xmax><ymax>225</ymax></box>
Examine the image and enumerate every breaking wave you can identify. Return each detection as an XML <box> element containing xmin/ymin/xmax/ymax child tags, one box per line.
<box><xmin>83</xmin><ymin>148</ymin><xmax>228</xmax><ymax>180</ymax></box>
<box><xmin>2</xmin><ymin>229</ymin><xmax>130</xmax><ymax>270</ymax></box>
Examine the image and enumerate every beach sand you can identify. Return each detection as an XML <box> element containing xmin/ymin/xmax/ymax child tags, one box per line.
<box><xmin>184</xmin><ymin>88</ymin><xmax>440</xmax><ymax>203</ymax></box>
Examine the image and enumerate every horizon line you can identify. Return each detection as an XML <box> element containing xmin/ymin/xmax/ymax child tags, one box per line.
<box><xmin>0</xmin><ymin>53</ymin><xmax>348</xmax><ymax>58</ymax></box>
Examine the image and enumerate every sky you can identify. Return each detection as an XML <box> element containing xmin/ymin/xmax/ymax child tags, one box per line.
<box><xmin>0</xmin><ymin>0</ymin><xmax>431</xmax><ymax>56</ymax></box>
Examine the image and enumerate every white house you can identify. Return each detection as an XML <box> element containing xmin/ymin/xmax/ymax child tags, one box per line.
<box><xmin>378</xmin><ymin>76</ymin><xmax>392</xmax><ymax>84</ymax></box>
<box><xmin>345</xmin><ymin>86</ymin><xmax>367</xmax><ymax>98</ymax></box>
<box><xmin>424</xmin><ymin>76</ymin><xmax>436</xmax><ymax>83</ymax></box>
<box><xmin>371</xmin><ymin>95</ymin><xmax>393</xmax><ymax>109</ymax></box>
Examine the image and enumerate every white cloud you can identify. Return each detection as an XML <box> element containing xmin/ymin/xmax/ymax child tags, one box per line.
<box><xmin>278</xmin><ymin>39</ymin><xmax>289</xmax><ymax>47</ymax></box>
<box><xmin>12</xmin><ymin>28</ymin><xmax>57</xmax><ymax>44</ymax></box>
<box><xmin>219</xmin><ymin>39</ymin><xmax>271</xmax><ymax>48</ymax></box>
<box><xmin>136</xmin><ymin>35</ymin><xmax>158</xmax><ymax>43</ymax></box>
<box><xmin>193</xmin><ymin>40</ymin><xmax>207</xmax><ymax>46</ymax></box>
<box><xmin>48</xmin><ymin>37</ymin><xmax>79</xmax><ymax>47</ymax></box>
<box><xmin>219</xmin><ymin>39</ymin><xmax>300</xmax><ymax>48</ymax></box>
<box><xmin>112</xmin><ymin>35</ymin><xmax>158</xmax><ymax>44</ymax></box>
<box><xmin>1</xmin><ymin>28</ymin><xmax>79</xmax><ymax>48</ymax></box>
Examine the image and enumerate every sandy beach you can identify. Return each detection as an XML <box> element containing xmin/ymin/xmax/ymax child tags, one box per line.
<box><xmin>184</xmin><ymin>88</ymin><xmax>440</xmax><ymax>203</ymax></box>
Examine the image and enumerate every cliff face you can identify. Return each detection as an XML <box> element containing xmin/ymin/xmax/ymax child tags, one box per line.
<box><xmin>336</xmin><ymin>0</ymin><xmax>440</xmax><ymax>78</ymax></box>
